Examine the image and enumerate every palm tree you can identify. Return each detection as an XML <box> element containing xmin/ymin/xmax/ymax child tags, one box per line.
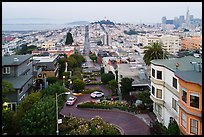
<box><xmin>143</xmin><ymin>42</ymin><xmax>168</xmax><ymax>66</ymax></box>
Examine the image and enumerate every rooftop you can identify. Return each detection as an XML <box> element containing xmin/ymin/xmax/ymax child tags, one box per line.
<box><xmin>151</xmin><ymin>56</ymin><xmax>202</xmax><ymax>72</ymax></box>
<box><xmin>175</xmin><ymin>70</ymin><xmax>202</xmax><ymax>86</ymax></box>
<box><xmin>118</xmin><ymin>64</ymin><xmax>149</xmax><ymax>86</ymax></box>
<box><xmin>3</xmin><ymin>75</ymin><xmax>33</xmax><ymax>89</ymax></box>
<box><xmin>2</xmin><ymin>54</ymin><xmax>33</xmax><ymax>66</ymax></box>
<box><xmin>33</xmin><ymin>55</ymin><xmax>58</xmax><ymax>63</ymax></box>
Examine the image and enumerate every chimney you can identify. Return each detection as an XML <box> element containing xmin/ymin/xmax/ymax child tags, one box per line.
<box><xmin>190</xmin><ymin>61</ymin><xmax>202</xmax><ymax>72</ymax></box>
<box><xmin>197</xmin><ymin>62</ymin><xmax>202</xmax><ymax>72</ymax></box>
<box><xmin>190</xmin><ymin>61</ymin><xmax>196</xmax><ymax>71</ymax></box>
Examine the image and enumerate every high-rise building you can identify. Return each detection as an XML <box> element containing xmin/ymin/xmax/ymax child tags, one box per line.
<box><xmin>186</xmin><ymin>7</ymin><xmax>190</xmax><ymax>29</ymax></box>
<box><xmin>189</xmin><ymin>15</ymin><xmax>194</xmax><ymax>21</ymax></box>
<box><xmin>162</xmin><ymin>16</ymin><xmax>167</xmax><ymax>24</ymax></box>
<box><xmin>173</xmin><ymin>17</ymin><xmax>179</xmax><ymax>29</ymax></box>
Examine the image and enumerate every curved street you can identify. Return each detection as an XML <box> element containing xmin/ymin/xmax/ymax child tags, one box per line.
<box><xmin>60</xmin><ymin>85</ymin><xmax>151</xmax><ymax>135</ymax></box>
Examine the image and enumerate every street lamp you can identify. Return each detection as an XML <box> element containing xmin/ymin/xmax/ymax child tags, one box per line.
<box><xmin>63</xmin><ymin>76</ymin><xmax>66</xmax><ymax>87</ymax></box>
<box><xmin>56</xmin><ymin>91</ymin><xmax>70</xmax><ymax>135</ymax></box>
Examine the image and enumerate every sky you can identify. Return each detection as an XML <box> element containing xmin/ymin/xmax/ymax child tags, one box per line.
<box><xmin>2</xmin><ymin>2</ymin><xmax>202</xmax><ymax>24</ymax></box>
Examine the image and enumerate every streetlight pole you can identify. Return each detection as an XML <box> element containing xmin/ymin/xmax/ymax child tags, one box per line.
<box><xmin>56</xmin><ymin>93</ymin><xmax>59</xmax><ymax>135</ymax></box>
<box><xmin>63</xmin><ymin>76</ymin><xmax>65</xmax><ymax>87</ymax></box>
<box><xmin>56</xmin><ymin>91</ymin><xmax>71</xmax><ymax>135</ymax></box>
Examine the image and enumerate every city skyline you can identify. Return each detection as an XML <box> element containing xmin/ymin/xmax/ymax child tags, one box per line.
<box><xmin>2</xmin><ymin>2</ymin><xmax>202</xmax><ymax>24</ymax></box>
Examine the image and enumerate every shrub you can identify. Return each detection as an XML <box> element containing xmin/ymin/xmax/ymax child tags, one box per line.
<box><xmin>77</xmin><ymin>100</ymin><xmax>135</xmax><ymax>112</ymax></box>
<box><xmin>59</xmin><ymin>116</ymin><xmax>120</xmax><ymax>135</ymax></box>
<box><xmin>46</xmin><ymin>77</ymin><xmax>58</xmax><ymax>85</ymax></box>
<box><xmin>166</xmin><ymin>120</ymin><xmax>180</xmax><ymax>135</ymax></box>
<box><xmin>86</xmin><ymin>82</ymin><xmax>103</xmax><ymax>85</ymax></box>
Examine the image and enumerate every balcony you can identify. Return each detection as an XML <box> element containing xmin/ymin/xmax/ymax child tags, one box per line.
<box><xmin>150</xmin><ymin>94</ymin><xmax>164</xmax><ymax>105</ymax></box>
<box><xmin>150</xmin><ymin>77</ymin><xmax>164</xmax><ymax>86</ymax></box>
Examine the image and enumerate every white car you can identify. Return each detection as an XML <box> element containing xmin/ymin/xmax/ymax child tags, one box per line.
<box><xmin>66</xmin><ymin>96</ymin><xmax>77</xmax><ymax>106</ymax></box>
<box><xmin>90</xmin><ymin>91</ymin><xmax>104</xmax><ymax>98</ymax></box>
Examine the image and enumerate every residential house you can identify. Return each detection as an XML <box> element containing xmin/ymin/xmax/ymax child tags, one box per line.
<box><xmin>2</xmin><ymin>54</ymin><xmax>34</xmax><ymax>111</ymax></box>
<box><xmin>175</xmin><ymin>62</ymin><xmax>202</xmax><ymax>135</ymax></box>
<box><xmin>150</xmin><ymin>56</ymin><xmax>201</xmax><ymax>128</ymax></box>
<box><xmin>180</xmin><ymin>36</ymin><xmax>202</xmax><ymax>50</ymax></box>
<box><xmin>32</xmin><ymin>55</ymin><xmax>59</xmax><ymax>88</ymax></box>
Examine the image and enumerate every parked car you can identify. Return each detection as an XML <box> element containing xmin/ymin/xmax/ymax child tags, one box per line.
<box><xmin>66</xmin><ymin>96</ymin><xmax>77</xmax><ymax>106</ymax></box>
<box><xmin>90</xmin><ymin>91</ymin><xmax>104</xmax><ymax>98</ymax></box>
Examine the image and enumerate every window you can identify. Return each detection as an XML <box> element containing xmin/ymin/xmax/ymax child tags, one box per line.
<box><xmin>172</xmin><ymin>98</ymin><xmax>177</xmax><ymax>111</ymax></box>
<box><xmin>155</xmin><ymin>103</ymin><xmax>158</xmax><ymax>112</ymax></box>
<box><xmin>182</xmin><ymin>88</ymin><xmax>187</xmax><ymax>103</ymax></box>
<box><xmin>156</xmin><ymin>89</ymin><xmax>162</xmax><ymax>99</ymax></box>
<box><xmin>157</xmin><ymin>70</ymin><xmax>162</xmax><ymax>80</ymax></box>
<box><xmin>43</xmin><ymin>73</ymin><xmax>47</xmax><ymax>78</ymax></box>
<box><xmin>190</xmin><ymin>119</ymin><xmax>198</xmax><ymax>134</ymax></box>
<box><xmin>12</xmin><ymin>104</ymin><xmax>16</xmax><ymax>111</ymax></box>
<box><xmin>38</xmin><ymin>73</ymin><xmax>42</xmax><ymax>78</ymax></box>
<box><xmin>151</xmin><ymin>86</ymin><xmax>155</xmax><ymax>95</ymax></box>
<box><xmin>173</xmin><ymin>77</ymin><xmax>177</xmax><ymax>89</ymax></box>
<box><xmin>181</xmin><ymin>112</ymin><xmax>187</xmax><ymax>128</ymax></box>
<box><xmin>152</xmin><ymin>68</ymin><xmax>155</xmax><ymax>78</ymax></box>
<box><xmin>190</xmin><ymin>93</ymin><xmax>199</xmax><ymax>109</ymax></box>
<box><xmin>3</xmin><ymin>67</ymin><xmax>10</xmax><ymax>74</ymax></box>
<box><xmin>158</xmin><ymin>105</ymin><xmax>162</xmax><ymax>116</ymax></box>
<box><xmin>8</xmin><ymin>104</ymin><xmax>11</xmax><ymax>110</ymax></box>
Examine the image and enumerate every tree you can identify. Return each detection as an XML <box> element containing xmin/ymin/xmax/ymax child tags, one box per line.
<box><xmin>58</xmin><ymin>57</ymin><xmax>67</xmax><ymax>79</ymax></box>
<box><xmin>2</xmin><ymin>109</ymin><xmax>17</xmax><ymax>135</ymax></box>
<box><xmin>108</xmin><ymin>80</ymin><xmax>118</xmax><ymax>95</ymax></box>
<box><xmin>143</xmin><ymin>43</ymin><xmax>168</xmax><ymax>66</ymax></box>
<box><xmin>120</xmin><ymin>78</ymin><xmax>133</xmax><ymax>98</ymax></box>
<box><xmin>136</xmin><ymin>91</ymin><xmax>153</xmax><ymax>104</ymax></box>
<box><xmin>2</xmin><ymin>80</ymin><xmax>15</xmax><ymax>102</ymax></box>
<box><xmin>20</xmin><ymin>96</ymin><xmax>56</xmax><ymax>135</ymax></box>
<box><xmin>62</xmin><ymin>72</ymin><xmax>72</xmax><ymax>80</ymax></box>
<box><xmin>69</xmin><ymin>54</ymin><xmax>85</xmax><ymax>67</ymax></box>
<box><xmin>71</xmin><ymin>67</ymin><xmax>82</xmax><ymax>81</ymax></box>
<box><xmin>18</xmin><ymin>91</ymin><xmax>42</xmax><ymax>114</ymax></box>
<box><xmin>72</xmin><ymin>78</ymin><xmax>85</xmax><ymax>92</ymax></box>
<box><xmin>16</xmin><ymin>91</ymin><xmax>42</xmax><ymax>134</ymax></box>
<box><xmin>67</xmin><ymin>56</ymin><xmax>78</xmax><ymax>70</ymax></box>
<box><xmin>101</xmin><ymin>73</ymin><xmax>115</xmax><ymax>85</ymax></box>
<box><xmin>42</xmin><ymin>82</ymin><xmax>66</xmax><ymax>96</ymax></box>
<box><xmin>166</xmin><ymin>119</ymin><xmax>180</xmax><ymax>135</ymax></box>
<box><xmin>46</xmin><ymin>77</ymin><xmax>58</xmax><ymax>85</ymax></box>
<box><xmin>65</xmin><ymin>32</ymin><xmax>74</xmax><ymax>45</ymax></box>
<box><xmin>15</xmin><ymin>44</ymin><xmax>37</xmax><ymax>55</ymax></box>
<box><xmin>89</xmin><ymin>53</ymin><xmax>97</xmax><ymax>62</ymax></box>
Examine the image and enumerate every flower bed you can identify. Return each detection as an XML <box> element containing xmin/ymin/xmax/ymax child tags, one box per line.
<box><xmin>77</xmin><ymin>100</ymin><xmax>136</xmax><ymax>112</ymax></box>
<box><xmin>59</xmin><ymin>116</ymin><xmax>121</xmax><ymax>135</ymax></box>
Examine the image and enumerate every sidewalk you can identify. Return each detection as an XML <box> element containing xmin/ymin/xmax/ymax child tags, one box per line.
<box><xmin>135</xmin><ymin>113</ymin><xmax>156</xmax><ymax>127</ymax></box>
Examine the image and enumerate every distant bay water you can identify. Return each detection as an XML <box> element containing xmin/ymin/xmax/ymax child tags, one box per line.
<box><xmin>2</xmin><ymin>24</ymin><xmax>75</xmax><ymax>31</ymax></box>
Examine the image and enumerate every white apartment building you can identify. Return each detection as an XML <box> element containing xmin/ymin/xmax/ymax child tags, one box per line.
<box><xmin>102</xmin><ymin>57</ymin><xmax>117</xmax><ymax>75</ymax></box>
<box><xmin>150</xmin><ymin>56</ymin><xmax>202</xmax><ymax>128</ymax></box>
<box><xmin>160</xmin><ymin>35</ymin><xmax>180</xmax><ymax>54</ymax></box>
<box><xmin>137</xmin><ymin>35</ymin><xmax>161</xmax><ymax>47</ymax></box>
